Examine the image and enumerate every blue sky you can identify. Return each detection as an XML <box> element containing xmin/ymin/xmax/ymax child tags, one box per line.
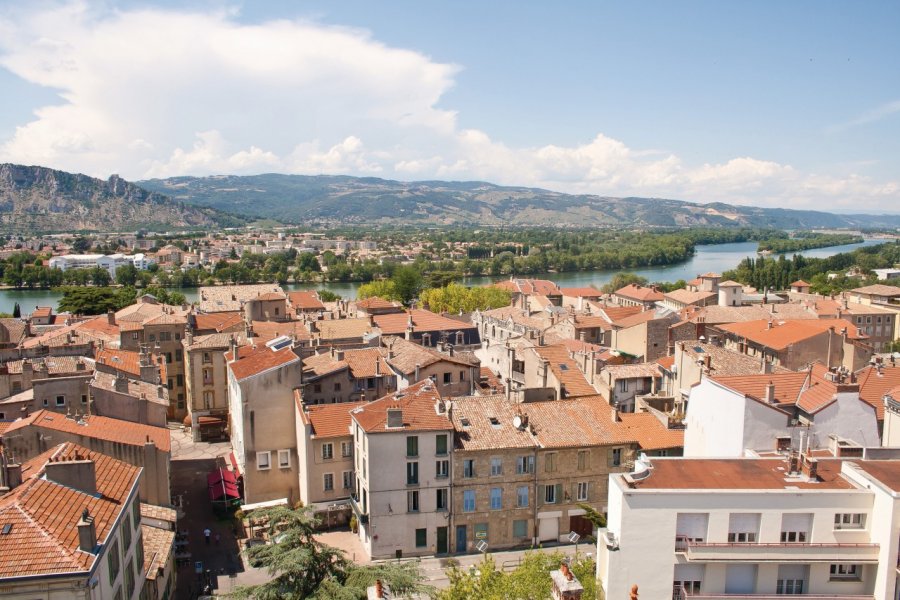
<box><xmin>0</xmin><ymin>0</ymin><xmax>898</xmax><ymax>211</ymax></box>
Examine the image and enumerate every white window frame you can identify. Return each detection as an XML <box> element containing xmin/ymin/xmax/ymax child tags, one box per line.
<box><xmin>490</xmin><ymin>457</ymin><xmax>503</xmax><ymax>476</ymax></box>
<box><xmin>322</xmin><ymin>443</ymin><xmax>334</xmax><ymax>460</ymax></box>
<box><xmin>278</xmin><ymin>449</ymin><xmax>291</xmax><ymax>469</ymax></box>
<box><xmin>323</xmin><ymin>472</ymin><xmax>334</xmax><ymax>491</ymax></box>
<box><xmin>517</xmin><ymin>486</ymin><xmax>529</xmax><ymax>508</ymax></box>
<box><xmin>341</xmin><ymin>442</ymin><xmax>352</xmax><ymax>458</ymax></box>
<box><xmin>342</xmin><ymin>471</ymin><xmax>353</xmax><ymax>489</ymax></box>
<box><xmin>436</xmin><ymin>459</ymin><xmax>449</xmax><ymax>478</ymax></box>
<box><xmin>577</xmin><ymin>481</ymin><xmax>588</xmax><ymax>501</ymax></box>
<box><xmin>829</xmin><ymin>563</ymin><xmax>861</xmax><ymax>580</ymax></box>
<box><xmin>256</xmin><ymin>451</ymin><xmax>271</xmax><ymax>470</ymax></box>
<box><xmin>834</xmin><ymin>513</ymin><xmax>866</xmax><ymax>530</ymax></box>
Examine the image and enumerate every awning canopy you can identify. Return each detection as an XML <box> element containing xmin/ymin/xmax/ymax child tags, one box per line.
<box><xmin>208</xmin><ymin>468</ymin><xmax>240</xmax><ymax>503</ymax></box>
<box><xmin>229</xmin><ymin>452</ymin><xmax>241</xmax><ymax>476</ymax></box>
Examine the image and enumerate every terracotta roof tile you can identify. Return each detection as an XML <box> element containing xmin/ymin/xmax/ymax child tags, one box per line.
<box><xmin>629</xmin><ymin>457</ymin><xmax>851</xmax><ymax>490</ymax></box>
<box><xmin>851</xmin><ymin>284</ymin><xmax>900</xmax><ymax>297</ymax></box>
<box><xmin>3</xmin><ymin>409</ymin><xmax>171</xmax><ymax>452</ymax></box>
<box><xmin>718</xmin><ymin>318</ymin><xmax>865</xmax><ymax>351</ymax></box>
<box><xmin>856</xmin><ymin>364</ymin><xmax>900</xmax><ymax>420</ymax></box>
<box><xmin>532</xmin><ymin>344</ymin><xmax>598</xmax><ymax>397</ymax></box>
<box><xmin>192</xmin><ymin>311</ymin><xmax>244</xmax><ymax>333</ymax></box>
<box><xmin>298</xmin><ymin>400</ymin><xmax>365</xmax><ymax>438</ymax></box>
<box><xmin>373</xmin><ymin>309</ymin><xmax>476</xmax><ymax>336</ymax></box>
<box><xmin>351</xmin><ymin>380</ymin><xmax>450</xmax><ymax>433</ymax></box>
<box><xmin>142</xmin><ymin>524</ymin><xmax>175</xmax><ymax>581</ymax></box>
<box><xmin>316</xmin><ymin>318</ymin><xmax>374</xmax><ymax>341</ymax></box>
<box><xmin>617</xmin><ymin>412</ymin><xmax>684</xmax><ymax>450</ymax></box>
<box><xmin>287</xmin><ymin>291</ymin><xmax>325</xmax><ymax>311</ymax></box>
<box><xmin>560</xmin><ymin>287</ymin><xmax>603</xmax><ymax>297</ymax></box>
<box><xmin>615</xmin><ymin>284</ymin><xmax>663</xmax><ymax>302</ymax></box>
<box><xmin>225</xmin><ymin>343</ymin><xmax>300</xmax><ymax>381</ymax></box>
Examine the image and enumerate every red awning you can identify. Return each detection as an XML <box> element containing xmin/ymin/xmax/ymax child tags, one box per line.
<box><xmin>208</xmin><ymin>468</ymin><xmax>240</xmax><ymax>502</ymax></box>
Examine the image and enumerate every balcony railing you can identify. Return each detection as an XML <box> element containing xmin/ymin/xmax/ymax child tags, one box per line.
<box><xmin>674</xmin><ymin>584</ymin><xmax>875</xmax><ymax>600</ymax></box>
<box><xmin>674</xmin><ymin>536</ymin><xmax>879</xmax><ymax>563</ymax></box>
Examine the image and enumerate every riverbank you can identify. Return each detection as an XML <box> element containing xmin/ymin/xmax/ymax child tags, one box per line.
<box><xmin>0</xmin><ymin>238</ymin><xmax>884</xmax><ymax>314</ymax></box>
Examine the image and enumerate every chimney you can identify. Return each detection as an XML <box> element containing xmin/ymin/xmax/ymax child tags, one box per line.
<box><xmin>551</xmin><ymin>562</ymin><xmax>584</xmax><ymax>600</ymax></box>
<box><xmin>386</xmin><ymin>408</ymin><xmax>403</xmax><ymax>428</ymax></box>
<box><xmin>114</xmin><ymin>372</ymin><xmax>129</xmax><ymax>393</ymax></box>
<box><xmin>541</xmin><ymin>359</ymin><xmax>549</xmax><ymax>388</ymax></box>
<box><xmin>77</xmin><ymin>508</ymin><xmax>98</xmax><ymax>553</ymax></box>
<box><xmin>414</xmin><ymin>363</ymin><xmax>421</xmax><ymax>382</ymax></box>
<box><xmin>375</xmin><ymin>359</ymin><xmax>381</xmax><ymax>376</ymax></box>
<box><xmin>335</xmin><ymin>349</ymin><xmax>345</xmax><ymax>362</ymax></box>
<box><xmin>107</xmin><ymin>310</ymin><xmax>115</xmax><ymax>326</ymax></box>
<box><xmin>767</xmin><ymin>320</ymin><xmax>773</xmax><ymax>330</ymax></box>
<box><xmin>230</xmin><ymin>336</ymin><xmax>238</xmax><ymax>363</ymax></box>
<box><xmin>765</xmin><ymin>381</ymin><xmax>775</xmax><ymax>404</ymax></box>
<box><xmin>45</xmin><ymin>457</ymin><xmax>97</xmax><ymax>495</ymax></box>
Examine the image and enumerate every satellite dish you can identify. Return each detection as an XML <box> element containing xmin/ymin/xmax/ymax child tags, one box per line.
<box><xmin>512</xmin><ymin>415</ymin><xmax>522</xmax><ymax>429</ymax></box>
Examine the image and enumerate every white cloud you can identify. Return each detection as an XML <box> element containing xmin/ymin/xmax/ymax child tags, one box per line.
<box><xmin>828</xmin><ymin>99</ymin><xmax>900</xmax><ymax>133</ymax></box>
<box><xmin>0</xmin><ymin>2</ymin><xmax>897</xmax><ymax>211</ymax></box>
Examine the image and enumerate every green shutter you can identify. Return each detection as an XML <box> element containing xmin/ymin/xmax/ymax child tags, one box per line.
<box><xmin>538</xmin><ymin>484</ymin><xmax>545</xmax><ymax>505</ymax></box>
<box><xmin>555</xmin><ymin>484</ymin><xmax>563</xmax><ymax>504</ymax></box>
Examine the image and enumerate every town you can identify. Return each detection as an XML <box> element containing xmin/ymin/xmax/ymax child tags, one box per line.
<box><xmin>1</xmin><ymin>229</ymin><xmax>900</xmax><ymax>599</ymax></box>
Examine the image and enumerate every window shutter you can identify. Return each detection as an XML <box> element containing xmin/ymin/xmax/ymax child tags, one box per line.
<box><xmin>538</xmin><ymin>484</ymin><xmax>545</xmax><ymax>505</ymax></box>
<box><xmin>555</xmin><ymin>484</ymin><xmax>563</xmax><ymax>503</ymax></box>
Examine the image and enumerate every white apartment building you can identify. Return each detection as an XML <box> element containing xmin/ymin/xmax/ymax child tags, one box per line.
<box><xmin>49</xmin><ymin>253</ymin><xmax>152</xmax><ymax>278</ymax></box>
<box><xmin>349</xmin><ymin>379</ymin><xmax>453</xmax><ymax>559</ymax></box>
<box><xmin>598</xmin><ymin>454</ymin><xmax>900</xmax><ymax>600</ymax></box>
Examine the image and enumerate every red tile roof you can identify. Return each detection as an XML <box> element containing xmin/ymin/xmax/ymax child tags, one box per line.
<box><xmin>629</xmin><ymin>457</ymin><xmax>851</xmax><ymax>490</ymax></box>
<box><xmin>617</xmin><ymin>412</ymin><xmax>684</xmax><ymax>450</ymax></box>
<box><xmin>560</xmin><ymin>287</ymin><xmax>603</xmax><ymax>297</ymax></box>
<box><xmin>298</xmin><ymin>400</ymin><xmax>365</xmax><ymax>438</ymax></box>
<box><xmin>3</xmin><ymin>409</ymin><xmax>171</xmax><ymax>452</ymax></box>
<box><xmin>31</xmin><ymin>307</ymin><xmax>52</xmax><ymax>318</ymax></box>
<box><xmin>351</xmin><ymin>380</ymin><xmax>451</xmax><ymax>433</ymax></box>
<box><xmin>615</xmin><ymin>284</ymin><xmax>663</xmax><ymax>302</ymax></box>
<box><xmin>287</xmin><ymin>290</ymin><xmax>325</xmax><ymax>311</ymax></box>
<box><xmin>355</xmin><ymin>296</ymin><xmax>401</xmax><ymax>310</ymax></box>
<box><xmin>718</xmin><ymin>318</ymin><xmax>865</xmax><ymax>351</ymax></box>
<box><xmin>857</xmin><ymin>364</ymin><xmax>900</xmax><ymax>420</ymax></box>
<box><xmin>192</xmin><ymin>311</ymin><xmax>244</xmax><ymax>333</ymax></box>
<box><xmin>532</xmin><ymin>344</ymin><xmax>598</xmax><ymax>398</ymax></box>
<box><xmin>373</xmin><ymin>309</ymin><xmax>476</xmax><ymax>336</ymax></box>
<box><xmin>0</xmin><ymin>442</ymin><xmax>141</xmax><ymax>578</ymax></box>
<box><xmin>225</xmin><ymin>343</ymin><xmax>300</xmax><ymax>381</ymax></box>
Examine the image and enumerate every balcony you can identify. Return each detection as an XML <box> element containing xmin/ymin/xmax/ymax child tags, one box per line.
<box><xmin>674</xmin><ymin>537</ymin><xmax>879</xmax><ymax>563</ymax></box>
<box><xmin>674</xmin><ymin>584</ymin><xmax>874</xmax><ymax>600</ymax></box>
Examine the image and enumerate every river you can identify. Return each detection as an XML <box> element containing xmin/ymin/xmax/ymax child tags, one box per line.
<box><xmin>0</xmin><ymin>238</ymin><xmax>888</xmax><ymax>314</ymax></box>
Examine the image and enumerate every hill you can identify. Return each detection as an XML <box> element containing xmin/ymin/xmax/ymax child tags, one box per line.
<box><xmin>0</xmin><ymin>164</ymin><xmax>242</xmax><ymax>234</ymax></box>
<box><xmin>138</xmin><ymin>173</ymin><xmax>900</xmax><ymax>229</ymax></box>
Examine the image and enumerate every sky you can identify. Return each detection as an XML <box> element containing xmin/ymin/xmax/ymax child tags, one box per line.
<box><xmin>0</xmin><ymin>1</ymin><xmax>899</xmax><ymax>212</ymax></box>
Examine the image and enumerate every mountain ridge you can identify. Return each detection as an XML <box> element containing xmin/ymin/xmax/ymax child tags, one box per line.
<box><xmin>138</xmin><ymin>172</ymin><xmax>900</xmax><ymax>229</ymax></box>
<box><xmin>0</xmin><ymin>164</ymin><xmax>241</xmax><ymax>233</ymax></box>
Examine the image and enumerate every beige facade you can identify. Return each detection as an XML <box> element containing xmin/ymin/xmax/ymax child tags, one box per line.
<box><xmin>183</xmin><ymin>332</ymin><xmax>237</xmax><ymax>439</ymax></box>
<box><xmin>295</xmin><ymin>400</ymin><xmax>361</xmax><ymax>507</ymax></box>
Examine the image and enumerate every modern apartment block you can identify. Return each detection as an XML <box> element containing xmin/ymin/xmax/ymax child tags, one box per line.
<box><xmin>599</xmin><ymin>454</ymin><xmax>900</xmax><ymax>600</ymax></box>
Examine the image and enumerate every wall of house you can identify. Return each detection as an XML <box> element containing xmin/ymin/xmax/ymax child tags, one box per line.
<box><xmin>89</xmin><ymin>384</ymin><xmax>168</xmax><ymax>427</ymax></box>
<box><xmin>229</xmin><ymin>360</ymin><xmax>303</xmax><ymax>505</ymax></box>
<box><xmin>808</xmin><ymin>391</ymin><xmax>880</xmax><ymax>449</ymax></box>
<box><xmin>684</xmin><ymin>380</ymin><xmax>747</xmax><ymax>457</ymax></box>
<box><xmin>29</xmin><ymin>375</ymin><xmax>92</xmax><ymax>415</ymax></box>
<box><xmin>600</xmin><ymin>474</ymin><xmax>877</xmax><ymax>600</ymax></box>
<box><xmin>185</xmin><ymin>346</ymin><xmax>231</xmax><ymax>421</ymax></box>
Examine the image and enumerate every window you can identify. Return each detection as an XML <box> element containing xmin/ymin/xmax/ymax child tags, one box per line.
<box><xmin>341</xmin><ymin>442</ymin><xmax>352</xmax><ymax>458</ymax></box>
<box><xmin>490</xmin><ymin>487</ymin><xmax>502</xmax><ymax>510</ymax></box>
<box><xmin>516</xmin><ymin>455</ymin><xmax>534</xmax><ymax>474</ymax></box>
<box><xmin>81</xmin><ymin>394</ymin><xmax>88</xmax><ymax>404</ymax></box>
<box><xmin>167</xmin><ymin>378</ymin><xmax>173</xmax><ymax>390</ymax></box>
<box><xmin>618</xmin><ymin>379</ymin><xmax>628</xmax><ymax>393</ymax></box>
<box><xmin>322</xmin><ymin>443</ymin><xmax>334</xmax><ymax>460</ymax></box>
<box><xmin>203</xmin><ymin>352</ymin><xmax>211</xmax><ymax>364</ymax></box>
<box><xmin>203</xmin><ymin>391</ymin><xmax>214</xmax><ymax>408</ymax></box>
<box><xmin>577</xmin><ymin>481</ymin><xmax>589</xmax><ymax>501</ymax></box>
<box><xmin>149</xmin><ymin>334</ymin><xmax>156</xmax><ymax>342</ymax></box>
<box><xmin>342</xmin><ymin>471</ymin><xmax>353</xmax><ymax>489</ymax></box>
<box><xmin>165</xmin><ymin>352</ymin><xmax>172</xmax><ymax>364</ymax></box>
<box><xmin>366</xmin><ymin>377</ymin><xmax>375</xmax><ymax>389</ymax></box>
<box><xmin>125</xmin><ymin>555</ymin><xmax>135</xmax><ymax>597</ymax></box>
<box><xmin>577</xmin><ymin>450</ymin><xmax>588</xmax><ymax>471</ymax></box>
<box><xmin>334</xmin><ymin>382</ymin><xmax>341</xmax><ymax>391</ymax></box>
<box><xmin>406</xmin><ymin>436</ymin><xmax>419</xmax><ymax>457</ymax></box>
<box><xmin>121</xmin><ymin>514</ymin><xmax>132</xmax><ymax>550</ymax></box>
<box><xmin>436</xmin><ymin>488</ymin><xmax>448</xmax><ymax>511</ymax></box>
<box><xmin>175</xmin><ymin>349</ymin><xmax>183</xmax><ymax>362</ymax></box>
<box><xmin>131</xmin><ymin>332</ymin><xmax>139</xmax><ymax>340</ymax></box>
<box><xmin>776</xmin><ymin>579</ymin><xmax>804</xmax><ymax>594</ymax></box>
<box><xmin>323</xmin><ymin>473</ymin><xmax>334</xmax><ymax>491</ymax></box>
<box><xmin>780</xmin><ymin>513</ymin><xmax>811</xmax><ymax>543</ymax></box>
<box><xmin>727</xmin><ymin>531</ymin><xmax>757</xmax><ymax>542</ymax></box>
<box><xmin>132</xmin><ymin>499</ymin><xmax>141</xmax><ymax>530</ymax></box>
<box><xmin>463</xmin><ymin>459</ymin><xmax>475</xmax><ymax>478</ymax></box>
<box><xmin>313</xmin><ymin>383</ymin><xmax>322</xmax><ymax>393</ymax></box>
<box><xmin>43</xmin><ymin>398</ymin><xmax>48</xmax><ymax>407</ymax></box>
<box><xmin>415</xmin><ymin>528</ymin><xmax>426</xmax><ymax>548</ymax></box>
<box><xmin>108</xmin><ymin>539</ymin><xmax>120</xmax><ymax>585</ymax></box>
<box><xmin>676</xmin><ymin>581</ymin><xmax>702</xmax><ymax>596</ymax></box>
<box><xmin>829</xmin><ymin>564</ymin><xmax>860</xmax><ymax>580</ymax></box>
<box><xmin>834</xmin><ymin>513</ymin><xmax>866</xmax><ymax>530</ymax></box>
<box><xmin>55</xmin><ymin>395</ymin><xmax>65</xmax><ymax>407</ymax></box>
<box><xmin>435</xmin><ymin>434</ymin><xmax>448</xmax><ymax>456</ymax></box>
<box><xmin>490</xmin><ymin>457</ymin><xmax>503</xmax><ymax>476</ymax></box>
<box><xmin>517</xmin><ymin>486</ymin><xmax>529</xmax><ymax>508</ymax></box>
<box><xmin>545</xmin><ymin>452</ymin><xmax>557</xmax><ymax>473</ymax></box>
<box><xmin>160</xmin><ymin>332</ymin><xmax>171</xmax><ymax>342</ymax></box>
<box><xmin>443</xmin><ymin>372</ymin><xmax>451</xmax><ymax>384</ymax></box>
<box><xmin>176</xmin><ymin>374</ymin><xmax>184</xmax><ymax>386</ymax></box>
<box><xmin>436</xmin><ymin>459</ymin><xmax>449</xmax><ymax>478</ymax></box>
<box><xmin>544</xmin><ymin>484</ymin><xmax>558</xmax><ymax>504</ymax></box>
<box><xmin>780</xmin><ymin>530</ymin><xmax>807</xmax><ymax>543</ymax></box>
<box><xmin>463</xmin><ymin>490</ymin><xmax>475</xmax><ymax>512</ymax></box>
<box><xmin>256</xmin><ymin>451</ymin><xmax>271</xmax><ymax>470</ymax></box>
<box><xmin>407</xmin><ymin>461</ymin><xmax>419</xmax><ymax>485</ymax></box>
<box><xmin>513</xmin><ymin>519</ymin><xmax>528</xmax><ymax>538</ymax></box>
<box><xmin>203</xmin><ymin>368</ymin><xmax>213</xmax><ymax>385</ymax></box>
<box><xmin>408</xmin><ymin>490</ymin><xmax>420</xmax><ymax>512</ymax></box>
<box><xmin>612</xmin><ymin>448</ymin><xmax>622</xmax><ymax>467</ymax></box>
<box><xmin>278</xmin><ymin>449</ymin><xmax>291</xmax><ymax>469</ymax></box>
<box><xmin>459</xmin><ymin>370</ymin><xmax>465</xmax><ymax>381</ymax></box>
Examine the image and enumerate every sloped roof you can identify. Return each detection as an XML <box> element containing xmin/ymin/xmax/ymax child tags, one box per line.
<box><xmin>560</xmin><ymin>287</ymin><xmax>603</xmax><ymax>297</ymax></box>
<box><xmin>856</xmin><ymin>363</ymin><xmax>900</xmax><ymax>420</ymax></box>
<box><xmin>287</xmin><ymin>290</ymin><xmax>325</xmax><ymax>311</ymax></box>
<box><xmin>718</xmin><ymin>318</ymin><xmax>865</xmax><ymax>351</ymax></box>
<box><xmin>3</xmin><ymin>409</ymin><xmax>171</xmax><ymax>452</ymax></box>
<box><xmin>617</xmin><ymin>412</ymin><xmax>685</xmax><ymax>450</ymax></box>
<box><xmin>851</xmin><ymin>284</ymin><xmax>900</xmax><ymax>297</ymax></box>
<box><xmin>191</xmin><ymin>311</ymin><xmax>244</xmax><ymax>334</ymax></box>
<box><xmin>351</xmin><ymin>380</ymin><xmax>450</xmax><ymax>433</ymax></box>
<box><xmin>615</xmin><ymin>284</ymin><xmax>663</xmax><ymax>302</ymax></box>
<box><xmin>225</xmin><ymin>343</ymin><xmax>299</xmax><ymax>381</ymax></box>
<box><xmin>532</xmin><ymin>344</ymin><xmax>598</xmax><ymax>398</ymax></box>
<box><xmin>0</xmin><ymin>442</ymin><xmax>141</xmax><ymax>579</ymax></box>
<box><xmin>316</xmin><ymin>318</ymin><xmax>374</xmax><ymax>341</ymax></box>
<box><xmin>384</xmin><ymin>336</ymin><xmax>476</xmax><ymax>375</ymax></box>
<box><xmin>298</xmin><ymin>399</ymin><xmax>364</xmax><ymax>439</ymax></box>
<box><xmin>373</xmin><ymin>309</ymin><xmax>476</xmax><ymax>336</ymax></box>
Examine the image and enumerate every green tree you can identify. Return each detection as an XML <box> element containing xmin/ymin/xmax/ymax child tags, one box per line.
<box><xmin>317</xmin><ymin>290</ymin><xmax>341</xmax><ymax>302</ymax></box>
<box><xmin>296</xmin><ymin>252</ymin><xmax>322</xmax><ymax>273</ymax></box>
<box><xmin>419</xmin><ymin>284</ymin><xmax>511</xmax><ymax>313</ymax></box>
<box><xmin>12</xmin><ymin>302</ymin><xmax>21</xmax><ymax>318</ymax></box>
<box><xmin>232</xmin><ymin>505</ymin><xmax>432</xmax><ymax>600</ymax></box>
<box><xmin>115</xmin><ymin>264</ymin><xmax>139</xmax><ymax>287</ymax></box>
<box><xmin>357</xmin><ymin>279</ymin><xmax>398</xmax><ymax>301</ymax></box>
<box><xmin>392</xmin><ymin>266</ymin><xmax>424</xmax><ymax>306</ymax></box>
<box><xmin>57</xmin><ymin>286</ymin><xmax>136</xmax><ymax>315</ymax></box>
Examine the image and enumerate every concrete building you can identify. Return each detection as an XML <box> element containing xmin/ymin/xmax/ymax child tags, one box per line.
<box><xmin>1</xmin><ymin>409</ymin><xmax>171</xmax><ymax>506</ymax></box>
<box><xmin>449</xmin><ymin>394</ymin><xmax>640</xmax><ymax>553</ymax></box>
<box><xmin>613</xmin><ymin>284</ymin><xmax>664</xmax><ymax>310</ymax></box>
<box><xmin>183</xmin><ymin>331</ymin><xmax>243</xmax><ymax>441</ymax></box>
<box><xmin>227</xmin><ymin>336</ymin><xmax>303</xmax><ymax>505</ymax></box>
<box><xmin>685</xmin><ymin>365</ymin><xmax>881</xmax><ymax>457</ymax></box>
<box><xmin>598</xmin><ymin>454</ymin><xmax>900</xmax><ymax>600</ymax></box>
<box><xmin>350</xmin><ymin>380</ymin><xmax>453</xmax><ymax>559</ymax></box>
<box><xmin>48</xmin><ymin>253</ymin><xmax>140</xmax><ymax>278</ymax></box>
<box><xmin>300</xmin><ymin>347</ymin><xmax>395</xmax><ymax>405</ymax></box>
<box><xmin>385</xmin><ymin>337</ymin><xmax>480</xmax><ymax>398</ymax></box>
<box><xmin>0</xmin><ymin>442</ymin><xmax>145</xmax><ymax>600</ymax></box>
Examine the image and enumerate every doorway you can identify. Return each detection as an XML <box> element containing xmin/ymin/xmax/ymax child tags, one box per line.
<box><xmin>455</xmin><ymin>525</ymin><xmax>467</xmax><ymax>553</ymax></box>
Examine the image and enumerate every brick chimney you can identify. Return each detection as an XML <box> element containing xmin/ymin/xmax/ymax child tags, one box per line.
<box><xmin>550</xmin><ymin>562</ymin><xmax>583</xmax><ymax>600</ymax></box>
